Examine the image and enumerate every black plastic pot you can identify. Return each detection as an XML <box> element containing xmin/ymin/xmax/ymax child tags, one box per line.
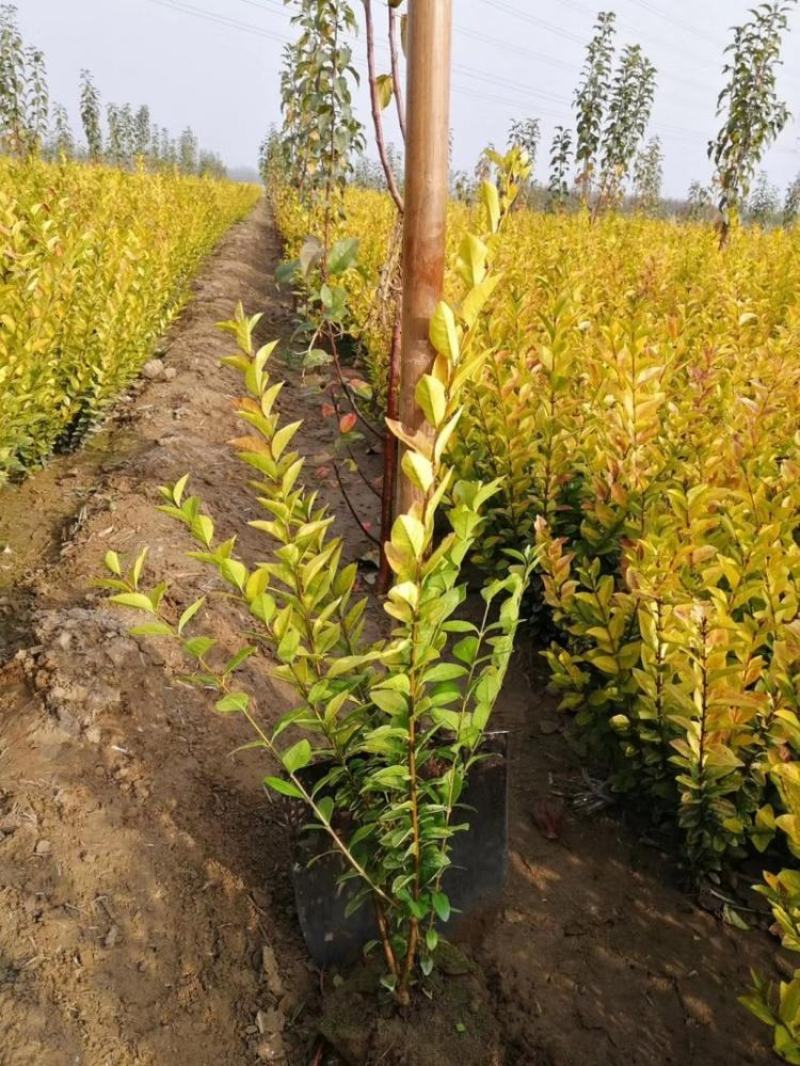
<box><xmin>291</xmin><ymin>734</ymin><xmax>509</xmax><ymax>968</ymax></box>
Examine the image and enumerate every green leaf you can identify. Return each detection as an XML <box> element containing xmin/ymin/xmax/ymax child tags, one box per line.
<box><xmin>264</xmin><ymin>776</ymin><xmax>303</xmax><ymax>800</ymax></box>
<box><xmin>184</xmin><ymin>635</ymin><xmax>215</xmax><ymax>659</ymax></box>
<box><xmin>454</xmin><ymin>636</ymin><xmax>479</xmax><ymax>665</ymax></box>
<box><xmin>424</xmin><ymin>662</ymin><xmax>468</xmax><ymax>683</ymax></box>
<box><xmin>221</xmin><ymin>558</ymin><xmax>247</xmax><ymax>591</ymax></box>
<box><xmin>224</xmin><ymin>646</ymin><xmax>256</xmax><ymax>674</ymax></box>
<box><xmin>178</xmin><ymin>596</ymin><xmax>206</xmax><ymax>635</ymax></box>
<box><xmin>327</xmin><ymin>237</ymin><xmax>359</xmax><ymax>275</ymax></box>
<box><xmin>481</xmin><ymin>180</ymin><xmax>501</xmax><ymax>233</ymax></box>
<box><xmin>130</xmin><ymin>621</ymin><xmax>174</xmax><ymax>637</ymax></box>
<box><xmin>429</xmin><ymin>301</ymin><xmax>460</xmax><ymax>364</ymax></box>
<box><xmin>282</xmin><ymin>738</ymin><xmax>312</xmax><ymax>773</ymax></box>
<box><xmin>110</xmin><ymin>592</ymin><xmax>156</xmax><ymax>615</ymax></box>
<box><xmin>104</xmin><ymin>550</ymin><xmax>122</xmax><ymax>576</ymax></box>
<box><xmin>375</xmin><ymin>73</ymin><xmax>394</xmax><ymax>110</ymax></box>
<box><xmin>416</xmin><ymin>374</ymin><xmax>447</xmax><ymax>428</ymax></box>
<box><xmin>317</xmin><ymin>796</ymin><xmax>334</xmax><ymax>824</ymax></box>
<box><xmin>432</xmin><ymin>891</ymin><xmax>451</xmax><ymax>922</ymax></box>
<box><xmin>215</xmin><ymin>692</ymin><xmax>250</xmax><ymax>714</ymax></box>
<box><xmin>272</xmin><ymin>420</ymin><xmax>302</xmax><ymax>461</ymax></box>
<box><xmin>251</xmin><ymin>592</ymin><xmax>277</xmax><ymax>624</ymax></box>
<box><xmin>371</xmin><ymin>688</ymin><xmax>408</xmax><ymax>716</ymax></box>
<box><xmin>172</xmin><ymin>473</ymin><xmax>190</xmax><ymax>506</ymax></box>
<box><xmin>277</xmin><ymin>627</ymin><xmax>301</xmax><ymax>663</ymax></box>
<box><xmin>192</xmin><ymin>514</ymin><xmax>214</xmax><ymax>548</ymax></box>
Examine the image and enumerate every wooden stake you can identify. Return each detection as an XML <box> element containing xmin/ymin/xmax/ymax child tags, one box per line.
<box><xmin>395</xmin><ymin>0</ymin><xmax>452</xmax><ymax>515</ymax></box>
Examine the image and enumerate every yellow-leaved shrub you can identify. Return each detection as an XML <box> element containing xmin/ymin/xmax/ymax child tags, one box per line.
<box><xmin>1</xmin><ymin>157</ymin><xmax>260</xmax><ymax>480</ymax></box>
<box><xmin>272</xmin><ymin>185</ymin><xmax>800</xmax><ymax>961</ymax></box>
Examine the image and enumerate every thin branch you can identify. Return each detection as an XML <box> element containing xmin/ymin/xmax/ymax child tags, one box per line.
<box><xmin>363</xmin><ymin>0</ymin><xmax>404</xmax><ymax>212</ymax></box>
<box><xmin>388</xmin><ymin>4</ymin><xmax>407</xmax><ymax>142</ymax></box>
<box><xmin>327</xmin><ymin>327</ymin><xmax>383</xmax><ymax>441</ymax></box>
<box><xmin>332</xmin><ymin>460</ymin><xmax>380</xmax><ymax>545</ymax></box>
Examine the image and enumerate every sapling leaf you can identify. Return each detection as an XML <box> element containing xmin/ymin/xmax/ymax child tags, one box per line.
<box><xmin>432</xmin><ymin>891</ymin><xmax>451</xmax><ymax>922</ymax></box>
<box><xmin>264</xmin><ymin>776</ymin><xmax>304</xmax><ymax>800</ymax></box>
<box><xmin>104</xmin><ymin>550</ymin><xmax>122</xmax><ymax>576</ymax></box>
<box><xmin>215</xmin><ymin>692</ymin><xmax>250</xmax><ymax>714</ymax></box>
<box><xmin>178</xmin><ymin>596</ymin><xmax>206</xmax><ymax>635</ymax></box>
<box><xmin>183</xmin><ymin>635</ymin><xmax>216</xmax><ymax>659</ymax></box>
<box><xmin>282</xmin><ymin>738</ymin><xmax>312</xmax><ymax>773</ymax></box>
<box><xmin>173</xmin><ymin>474</ymin><xmax>190</xmax><ymax>506</ymax></box>
<box><xmin>224</xmin><ymin>646</ymin><xmax>257</xmax><ymax>675</ymax></box>
<box><xmin>130</xmin><ymin>622</ymin><xmax>174</xmax><ymax>638</ymax></box>
<box><xmin>110</xmin><ymin>592</ymin><xmax>156</xmax><ymax>614</ymax></box>
<box><xmin>131</xmin><ymin>548</ymin><xmax>148</xmax><ymax>588</ymax></box>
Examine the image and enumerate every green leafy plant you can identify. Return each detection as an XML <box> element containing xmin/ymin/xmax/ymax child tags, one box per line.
<box><xmin>633</xmin><ymin>135</ymin><xmax>663</xmax><ymax>215</ymax></box>
<box><xmin>0</xmin><ymin>3</ymin><xmax>48</xmax><ymax>157</ymax></box>
<box><xmin>79</xmin><ymin>68</ymin><xmax>102</xmax><ymax>162</ymax></box>
<box><xmin>709</xmin><ymin>0</ymin><xmax>796</xmax><ymax>247</ymax></box>
<box><xmin>548</xmin><ymin>125</ymin><xmax>573</xmax><ymax>211</ymax></box>
<box><xmin>573</xmin><ymin>10</ymin><xmax>616</xmax><ymax>205</ymax></box>
<box><xmin>279</xmin><ymin>0</ymin><xmax>364</xmax><ymax>201</ymax></box>
<box><xmin>104</xmin><ymin>202</ymin><xmax>535</xmax><ymax>1005</ymax></box>
<box><xmin>596</xmin><ymin>43</ymin><xmax>657</xmax><ymax>213</ymax></box>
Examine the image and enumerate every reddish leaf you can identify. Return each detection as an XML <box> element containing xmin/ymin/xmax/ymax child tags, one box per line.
<box><xmin>339</xmin><ymin>413</ymin><xmax>357</xmax><ymax>434</ymax></box>
<box><xmin>321</xmin><ymin>403</ymin><xmax>335</xmax><ymax>418</ymax></box>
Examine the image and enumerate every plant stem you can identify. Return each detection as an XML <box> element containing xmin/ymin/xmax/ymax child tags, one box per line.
<box><xmin>388</xmin><ymin>4</ymin><xmax>406</xmax><ymax>141</ymax></box>
<box><xmin>363</xmin><ymin>0</ymin><xmax>404</xmax><ymax>212</ymax></box>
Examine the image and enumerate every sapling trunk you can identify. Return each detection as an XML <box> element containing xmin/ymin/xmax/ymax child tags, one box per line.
<box><xmin>363</xmin><ymin>0</ymin><xmax>404</xmax><ymax>212</ymax></box>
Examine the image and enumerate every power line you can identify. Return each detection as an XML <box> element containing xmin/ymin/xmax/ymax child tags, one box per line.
<box><xmin>146</xmin><ymin>0</ymin><xmax>291</xmax><ymax>44</ymax></box>
<box><xmin>144</xmin><ymin>0</ymin><xmax>798</xmax><ymax>161</ymax></box>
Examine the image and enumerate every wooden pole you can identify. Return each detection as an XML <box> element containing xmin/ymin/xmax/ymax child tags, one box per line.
<box><xmin>396</xmin><ymin>0</ymin><xmax>452</xmax><ymax>515</ymax></box>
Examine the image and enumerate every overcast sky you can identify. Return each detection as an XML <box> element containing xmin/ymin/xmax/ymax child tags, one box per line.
<box><xmin>18</xmin><ymin>0</ymin><xmax>800</xmax><ymax>197</ymax></box>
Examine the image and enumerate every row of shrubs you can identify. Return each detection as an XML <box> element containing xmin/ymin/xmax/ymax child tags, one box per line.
<box><xmin>271</xmin><ymin>181</ymin><xmax>800</xmax><ymax>1050</ymax></box>
<box><xmin>1</xmin><ymin>157</ymin><xmax>260</xmax><ymax>481</ymax></box>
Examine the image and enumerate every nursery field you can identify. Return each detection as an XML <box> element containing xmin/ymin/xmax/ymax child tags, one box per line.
<box><xmin>0</xmin><ymin>199</ymin><xmax>783</xmax><ymax>1065</ymax></box>
<box><xmin>0</xmin><ymin>158</ymin><xmax>260</xmax><ymax>481</ymax></box>
<box><xmin>6</xmin><ymin>0</ymin><xmax>800</xmax><ymax>1062</ymax></box>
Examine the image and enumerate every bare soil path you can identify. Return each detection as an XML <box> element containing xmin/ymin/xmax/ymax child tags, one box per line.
<box><xmin>0</xmin><ymin>199</ymin><xmax>782</xmax><ymax>1065</ymax></box>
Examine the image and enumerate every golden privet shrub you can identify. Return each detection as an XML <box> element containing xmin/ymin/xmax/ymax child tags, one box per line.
<box><xmin>273</xmin><ymin>185</ymin><xmax>800</xmax><ymax>886</ymax></box>
<box><xmin>0</xmin><ymin>158</ymin><xmax>260</xmax><ymax>480</ymax></box>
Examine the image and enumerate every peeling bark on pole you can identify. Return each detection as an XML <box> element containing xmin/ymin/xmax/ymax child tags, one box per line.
<box><xmin>396</xmin><ymin>0</ymin><xmax>452</xmax><ymax>515</ymax></box>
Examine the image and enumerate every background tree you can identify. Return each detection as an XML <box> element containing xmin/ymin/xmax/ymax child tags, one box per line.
<box><xmin>686</xmin><ymin>179</ymin><xmax>714</xmax><ymax>221</ymax></box>
<box><xmin>749</xmin><ymin>169</ymin><xmax>780</xmax><ymax>225</ymax></box>
<box><xmin>134</xmin><ymin>104</ymin><xmax>150</xmax><ymax>160</ymax></box>
<box><xmin>179</xmin><ymin>125</ymin><xmax>198</xmax><ymax>174</ymax></box>
<box><xmin>0</xmin><ymin>5</ymin><xmax>47</xmax><ymax>156</ymax></box>
<box><xmin>633</xmin><ymin>135</ymin><xmax>663</xmax><ymax>214</ymax></box>
<box><xmin>79</xmin><ymin>68</ymin><xmax>102</xmax><ymax>161</ymax></box>
<box><xmin>279</xmin><ymin>0</ymin><xmax>364</xmax><ymax>202</ymax></box>
<box><xmin>597</xmin><ymin>43</ymin><xmax>657</xmax><ymax>211</ymax></box>
<box><xmin>160</xmin><ymin>126</ymin><xmax>176</xmax><ymax>168</ymax></box>
<box><xmin>48</xmin><ymin>101</ymin><xmax>74</xmax><ymax>159</ymax></box>
<box><xmin>708</xmin><ymin>0</ymin><xmax>795</xmax><ymax>246</ymax></box>
<box><xmin>508</xmin><ymin>117</ymin><xmax>540</xmax><ymax>168</ymax></box>
<box><xmin>574</xmin><ymin>10</ymin><xmax>616</xmax><ymax>204</ymax></box>
<box><xmin>784</xmin><ymin>172</ymin><xmax>800</xmax><ymax>224</ymax></box>
<box><xmin>24</xmin><ymin>45</ymin><xmax>48</xmax><ymax>153</ymax></box>
<box><xmin>106</xmin><ymin>103</ymin><xmax>125</xmax><ymax>168</ymax></box>
<box><xmin>548</xmin><ymin>125</ymin><xmax>573</xmax><ymax>210</ymax></box>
